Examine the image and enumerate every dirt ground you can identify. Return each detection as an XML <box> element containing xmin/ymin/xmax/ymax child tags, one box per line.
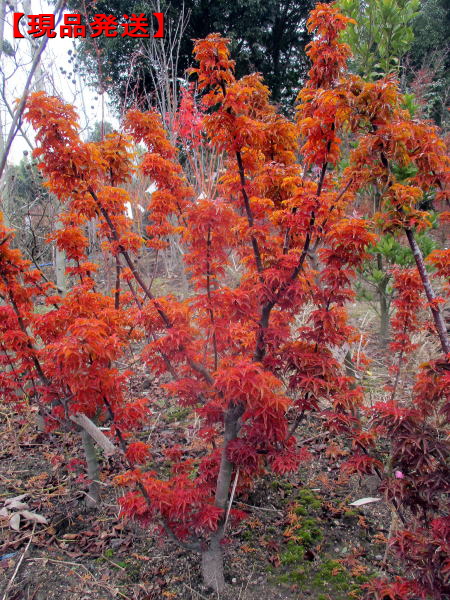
<box><xmin>0</xmin><ymin>392</ymin><xmax>396</xmax><ymax>600</ymax></box>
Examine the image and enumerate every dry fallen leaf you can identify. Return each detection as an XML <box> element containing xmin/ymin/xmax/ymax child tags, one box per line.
<box><xmin>4</xmin><ymin>495</ymin><xmax>29</xmax><ymax>511</ymax></box>
<box><xmin>9</xmin><ymin>513</ymin><xmax>21</xmax><ymax>531</ymax></box>
<box><xmin>349</xmin><ymin>497</ymin><xmax>381</xmax><ymax>507</ymax></box>
<box><xmin>5</xmin><ymin>495</ymin><xmax>27</xmax><ymax>506</ymax></box>
<box><xmin>20</xmin><ymin>510</ymin><xmax>48</xmax><ymax>524</ymax></box>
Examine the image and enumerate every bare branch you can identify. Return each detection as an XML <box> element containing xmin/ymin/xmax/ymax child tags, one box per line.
<box><xmin>0</xmin><ymin>0</ymin><xmax>67</xmax><ymax>180</ymax></box>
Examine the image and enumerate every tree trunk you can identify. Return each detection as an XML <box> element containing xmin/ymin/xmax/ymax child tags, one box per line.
<box><xmin>55</xmin><ymin>214</ymin><xmax>66</xmax><ymax>294</ymax></box>
<box><xmin>379</xmin><ymin>281</ymin><xmax>390</xmax><ymax>348</ymax></box>
<box><xmin>377</xmin><ymin>253</ymin><xmax>390</xmax><ymax>348</ymax></box>
<box><xmin>404</xmin><ymin>228</ymin><xmax>449</xmax><ymax>355</ymax></box>
<box><xmin>81</xmin><ymin>429</ymin><xmax>101</xmax><ymax>509</ymax></box>
<box><xmin>379</xmin><ymin>293</ymin><xmax>389</xmax><ymax>348</ymax></box>
<box><xmin>201</xmin><ymin>536</ymin><xmax>225</xmax><ymax>593</ymax></box>
<box><xmin>201</xmin><ymin>402</ymin><xmax>244</xmax><ymax>592</ymax></box>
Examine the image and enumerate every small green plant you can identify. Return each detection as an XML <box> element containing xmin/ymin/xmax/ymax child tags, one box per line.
<box><xmin>280</xmin><ymin>490</ymin><xmax>324</xmax><ymax>566</ymax></box>
<box><xmin>165</xmin><ymin>405</ymin><xmax>190</xmax><ymax>423</ymax></box>
<box><xmin>296</xmin><ymin>488</ymin><xmax>322</xmax><ymax>511</ymax></box>
<box><xmin>276</xmin><ymin>557</ymin><xmax>370</xmax><ymax>598</ymax></box>
<box><xmin>281</xmin><ymin>541</ymin><xmax>306</xmax><ymax>566</ymax></box>
<box><xmin>270</xmin><ymin>479</ymin><xmax>295</xmax><ymax>492</ymax></box>
<box><xmin>313</xmin><ymin>560</ymin><xmax>370</xmax><ymax>598</ymax></box>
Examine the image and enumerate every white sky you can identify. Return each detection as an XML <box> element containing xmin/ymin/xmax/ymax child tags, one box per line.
<box><xmin>1</xmin><ymin>1</ymin><xmax>119</xmax><ymax>165</ymax></box>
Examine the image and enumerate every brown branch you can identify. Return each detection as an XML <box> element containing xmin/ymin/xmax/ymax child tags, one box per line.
<box><xmin>404</xmin><ymin>228</ymin><xmax>449</xmax><ymax>355</ymax></box>
<box><xmin>288</xmin><ymin>409</ymin><xmax>306</xmax><ymax>438</ymax></box>
<box><xmin>0</xmin><ymin>341</ymin><xmax>30</xmax><ymax>399</ymax></box>
<box><xmin>69</xmin><ymin>413</ymin><xmax>119</xmax><ymax>457</ymax></box>
<box><xmin>254</xmin><ymin>205</ymin><xmax>317</xmax><ymax>362</ymax></box>
<box><xmin>375</xmin><ymin>141</ymin><xmax>449</xmax><ymax>357</ymax></box>
<box><xmin>254</xmin><ymin>155</ymin><xmax>331</xmax><ymax>362</ymax></box>
<box><xmin>206</xmin><ymin>226</ymin><xmax>218</xmax><ymax>371</ymax></box>
<box><xmin>311</xmin><ymin>177</ymin><xmax>353</xmax><ymax>254</ymax></box>
<box><xmin>125</xmin><ymin>278</ymin><xmax>143</xmax><ymax>310</ymax></box>
<box><xmin>1</xmin><ymin>273</ymin><xmax>50</xmax><ymax>387</ymax></box>
<box><xmin>88</xmin><ymin>186</ymin><xmax>172</xmax><ymax>328</ymax></box>
<box><xmin>283</xmin><ymin>207</ymin><xmax>297</xmax><ymax>255</ymax></box>
<box><xmin>0</xmin><ymin>234</ymin><xmax>12</xmax><ymax>247</ymax></box>
<box><xmin>88</xmin><ymin>186</ymin><xmax>215</xmax><ymax>384</ymax></box>
<box><xmin>114</xmin><ymin>255</ymin><xmax>121</xmax><ymax>309</ymax></box>
<box><xmin>236</xmin><ymin>151</ymin><xmax>264</xmax><ymax>276</ymax></box>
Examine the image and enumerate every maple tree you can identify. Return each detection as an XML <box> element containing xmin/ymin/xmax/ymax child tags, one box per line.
<box><xmin>0</xmin><ymin>2</ymin><xmax>448</xmax><ymax>595</ymax></box>
<box><xmin>342</xmin><ymin>70</ymin><xmax>450</xmax><ymax>600</ymax></box>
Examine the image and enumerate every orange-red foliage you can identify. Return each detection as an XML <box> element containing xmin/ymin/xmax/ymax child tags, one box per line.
<box><xmin>0</xmin><ymin>2</ymin><xmax>448</xmax><ymax>595</ymax></box>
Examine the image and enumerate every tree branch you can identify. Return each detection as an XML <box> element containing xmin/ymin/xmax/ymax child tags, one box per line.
<box><xmin>236</xmin><ymin>151</ymin><xmax>264</xmax><ymax>276</ymax></box>
<box><xmin>404</xmin><ymin>227</ymin><xmax>449</xmax><ymax>355</ymax></box>
<box><xmin>0</xmin><ymin>0</ymin><xmax>67</xmax><ymax>179</ymax></box>
<box><xmin>70</xmin><ymin>413</ymin><xmax>119</xmax><ymax>457</ymax></box>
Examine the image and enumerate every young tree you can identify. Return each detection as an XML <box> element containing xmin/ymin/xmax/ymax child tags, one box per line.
<box><xmin>10</xmin><ymin>4</ymin><xmax>372</xmax><ymax>590</ymax></box>
<box><xmin>337</xmin><ymin>0</ymin><xmax>437</xmax><ymax>349</ymax></box>
<box><xmin>342</xmin><ymin>67</ymin><xmax>450</xmax><ymax>600</ymax></box>
<box><xmin>356</xmin><ymin>229</ymin><xmax>436</xmax><ymax>348</ymax></box>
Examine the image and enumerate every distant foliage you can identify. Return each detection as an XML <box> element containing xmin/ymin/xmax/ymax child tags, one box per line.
<box><xmin>337</xmin><ymin>0</ymin><xmax>420</xmax><ymax>79</ymax></box>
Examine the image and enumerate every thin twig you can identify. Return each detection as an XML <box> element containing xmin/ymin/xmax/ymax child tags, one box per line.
<box><xmin>223</xmin><ymin>467</ymin><xmax>240</xmax><ymax>533</ymax></box>
<box><xmin>2</xmin><ymin>523</ymin><xmax>35</xmax><ymax>600</ymax></box>
<box><xmin>100</xmin><ymin>553</ymin><xmax>126</xmax><ymax>571</ymax></box>
<box><xmin>0</xmin><ymin>0</ymin><xmax>67</xmax><ymax>179</ymax></box>
<box><xmin>235</xmin><ymin>501</ymin><xmax>283</xmax><ymax>515</ymax></box>
<box><xmin>182</xmin><ymin>583</ymin><xmax>211</xmax><ymax>600</ymax></box>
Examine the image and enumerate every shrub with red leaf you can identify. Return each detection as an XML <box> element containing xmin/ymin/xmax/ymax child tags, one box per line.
<box><xmin>0</xmin><ymin>1</ymin><xmax>448</xmax><ymax>595</ymax></box>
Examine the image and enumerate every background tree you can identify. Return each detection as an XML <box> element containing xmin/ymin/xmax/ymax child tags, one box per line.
<box><xmin>3</xmin><ymin>156</ymin><xmax>54</xmax><ymax>269</ymax></box>
<box><xmin>337</xmin><ymin>0</ymin><xmax>450</xmax><ymax>129</ymax></box>
<box><xmin>407</xmin><ymin>0</ymin><xmax>450</xmax><ymax>128</ymax></box>
<box><xmin>337</xmin><ymin>0</ymin><xmax>445</xmax><ymax>347</ymax></box>
<box><xmin>337</xmin><ymin>0</ymin><xmax>420</xmax><ymax>79</ymax></box>
<box><xmin>356</xmin><ymin>228</ymin><xmax>437</xmax><ymax>348</ymax></box>
<box><xmin>87</xmin><ymin>120</ymin><xmax>115</xmax><ymax>142</ymax></box>
<box><xmin>67</xmin><ymin>0</ymin><xmax>319</xmax><ymax>109</ymax></box>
